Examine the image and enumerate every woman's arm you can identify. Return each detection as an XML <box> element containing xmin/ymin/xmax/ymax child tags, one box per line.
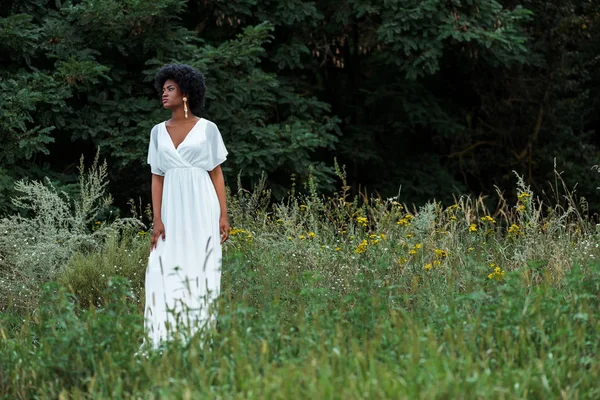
<box><xmin>208</xmin><ymin>165</ymin><xmax>230</xmax><ymax>244</ymax></box>
<box><xmin>150</xmin><ymin>173</ymin><xmax>165</xmax><ymax>250</ymax></box>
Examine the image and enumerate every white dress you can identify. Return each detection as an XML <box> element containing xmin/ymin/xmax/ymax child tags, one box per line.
<box><xmin>144</xmin><ymin>118</ymin><xmax>228</xmax><ymax>348</ymax></box>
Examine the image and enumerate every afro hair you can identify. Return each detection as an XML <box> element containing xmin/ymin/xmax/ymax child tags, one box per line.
<box><xmin>154</xmin><ymin>63</ymin><xmax>206</xmax><ymax>114</ymax></box>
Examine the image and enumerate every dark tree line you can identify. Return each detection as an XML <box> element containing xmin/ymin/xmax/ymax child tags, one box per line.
<box><xmin>1</xmin><ymin>0</ymin><xmax>599</xmax><ymax>214</ymax></box>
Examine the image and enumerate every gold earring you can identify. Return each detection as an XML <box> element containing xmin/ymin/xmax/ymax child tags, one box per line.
<box><xmin>183</xmin><ymin>97</ymin><xmax>188</xmax><ymax>118</ymax></box>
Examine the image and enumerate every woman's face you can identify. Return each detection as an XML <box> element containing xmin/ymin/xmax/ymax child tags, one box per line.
<box><xmin>161</xmin><ymin>79</ymin><xmax>184</xmax><ymax>110</ymax></box>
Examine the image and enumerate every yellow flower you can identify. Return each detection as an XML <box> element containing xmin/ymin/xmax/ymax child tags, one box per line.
<box><xmin>469</xmin><ymin>224</ymin><xmax>478</xmax><ymax>232</ymax></box>
<box><xmin>369</xmin><ymin>234</ymin><xmax>378</xmax><ymax>239</ymax></box>
<box><xmin>433</xmin><ymin>260</ymin><xmax>441</xmax><ymax>267</ymax></box>
<box><xmin>406</xmin><ymin>233</ymin><xmax>413</xmax><ymax>239</ymax></box>
<box><xmin>434</xmin><ymin>249</ymin><xmax>448</xmax><ymax>258</ymax></box>
<box><xmin>517</xmin><ymin>204</ymin><xmax>526</xmax><ymax>212</ymax></box>
<box><xmin>95</xmin><ymin>221</ymin><xmax>101</xmax><ymax>225</ymax></box>
<box><xmin>408</xmin><ymin>249</ymin><xmax>417</xmax><ymax>256</ymax></box>
<box><xmin>335</xmin><ymin>247</ymin><xmax>341</xmax><ymax>251</ymax></box>
<box><xmin>356</xmin><ymin>217</ymin><xmax>368</xmax><ymax>227</ymax></box>
<box><xmin>354</xmin><ymin>239</ymin><xmax>368</xmax><ymax>254</ymax></box>
<box><xmin>414</xmin><ymin>243</ymin><xmax>422</xmax><ymax>249</ymax></box>
<box><xmin>481</xmin><ymin>216</ymin><xmax>496</xmax><ymax>224</ymax></box>
<box><xmin>450</xmin><ymin>215</ymin><xmax>457</xmax><ymax>222</ymax></box>
<box><xmin>517</xmin><ymin>192</ymin><xmax>531</xmax><ymax>201</ymax></box>
<box><xmin>424</xmin><ymin>263</ymin><xmax>432</xmax><ymax>271</ymax></box>
<box><xmin>468</xmin><ymin>247</ymin><xmax>474</xmax><ymax>252</ymax></box>
<box><xmin>308</xmin><ymin>231</ymin><xmax>316</xmax><ymax>238</ymax></box>
<box><xmin>230</xmin><ymin>227</ymin><xmax>248</xmax><ymax>236</ymax></box>
<box><xmin>287</xmin><ymin>236</ymin><xmax>293</xmax><ymax>241</ymax></box>
<box><xmin>299</xmin><ymin>204</ymin><xmax>307</xmax><ymax>211</ymax></box>
<box><xmin>397</xmin><ymin>257</ymin><xmax>408</xmax><ymax>264</ymax></box>
<box><xmin>488</xmin><ymin>266</ymin><xmax>506</xmax><ymax>281</ymax></box>
<box><xmin>446</xmin><ymin>204</ymin><xmax>460</xmax><ymax>211</ymax></box>
<box><xmin>508</xmin><ymin>224</ymin><xmax>520</xmax><ymax>236</ymax></box>
<box><xmin>299</xmin><ymin>235</ymin><xmax>306</xmax><ymax>240</ymax></box>
<box><xmin>379</xmin><ymin>233</ymin><xmax>386</xmax><ymax>240</ymax></box>
<box><xmin>397</xmin><ymin>218</ymin><xmax>409</xmax><ymax>226</ymax></box>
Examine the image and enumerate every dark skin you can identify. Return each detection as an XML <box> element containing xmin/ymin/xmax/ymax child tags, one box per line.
<box><xmin>150</xmin><ymin>78</ymin><xmax>230</xmax><ymax>250</ymax></box>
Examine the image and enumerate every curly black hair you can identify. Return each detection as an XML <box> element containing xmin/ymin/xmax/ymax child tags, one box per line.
<box><xmin>154</xmin><ymin>63</ymin><xmax>206</xmax><ymax>113</ymax></box>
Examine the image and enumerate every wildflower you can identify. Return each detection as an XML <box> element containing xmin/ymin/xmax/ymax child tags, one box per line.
<box><xmin>299</xmin><ymin>204</ymin><xmax>308</xmax><ymax>211</ymax></box>
<box><xmin>406</xmin><ymin>233</ymin><xmax>414</xmax><ymax>239</ymax></box>
<box><xmin>230</xmin><ymin>227</ymin><xmax>248</xmax><ymax>236</ymax></box>
<box><xmin>517</xmin><ymin>204</ymin><xmax>525</xmax><ymax>212</ymax></box>
<box><xmin>397</xmin><ymin>257</ymin><xmax>408</xmax><ymax>264</ymax></box>
<box><xmin>379</xmin><ymin>233</ymin><xmax>386</xmax><ymax>240</ymax></box>
<box><xmin>517</xmin><ymin>192</ymin><xmax>531</xmax><ymax>202</ymax></box>
<box><xmin>276</xmin><ymin>219</ymin><xmax>283</xmax><ymax>224</ymax></box>
<box><xmin>424</xmin><ymin>263</ymin><xmax>432</xmax><ymax>271</ymax></box>
<box><xmin>414</xmin><ymin>243</ymin><xmax>422</xmax><ymax>249</ymax></box>
<box><xmin>299</xmin><ymin>235</ymin><xmax>306</xmax><ymax>240</ymax></box>
<box><xmin>481</xmin><ymin>216</ymin><xmax>496</xmax><ymax>224</ymax></box>
<box><xmin>397</xmin><ymin>218</ymin><xmax>409</xmax><ymax>226</ymax></box>
<box><xmin>356</xmin><ymin>217</ymin><xmax>368</xmax><ymax>227</ymax></box>
<box><xmin>404</xmin><ymin>214</ymin><xmax>414</xmax><ymax>221</ymax></box>
<box><xmin>469</xmin><ymin>224</ymin><xmax>478</xmax><ymax>232</ymax></box>
<box><xmin>488</xmin><ymin>266</ymin><xmax>506</xmax><ymax>281</ymax></box>
<box><xmin>287</xmin><ymin>236</ymin><xmax>292</xmax><ymax>241</ymax></box>
<box><xmin>508</xmin><ymin>224</ymin><xmax>520</xmax><ymax>237</ymax></box>
<box><xmin>433</xmin><ymin>260</ymin><xmax>441</xmax><ymax>267</ymax></box>
<box><xmin>308</xmin><ymin>231</ymin><xmax>316</xmax><ymax>239</ymax></box>
<box><xmin>408</xmin><ymin>249</ymin><xmax>417</xmax><ymax>256</ymax></box>
<box><xmin>450</xmin><ymin>215</ymin><xmax>457</xmax><ymax>222</ymax></box>
<box><xmin>335</xmin><ymin>247</ymin><xmax>341</xmax><ymax>251</ymax></box>
<box><xmin>95</xmin><ymin>221</ymin><xmax>101</xmax><ymax>225</ymax></box>
<box><xmin>468</xmin><ymin>247</ymin><xmax>474</xmax><ymax>252</ymax></box>
<box><xmin>369</xmin><ymin>234</ymin><xmax>378</xmax><ymax>239</ymax></box>
<box><xmin>434</xmin><ymin>249</ymin><xmax>448</xmax><ymax>258</ymax></box>
<box><xmin>446</xmin><ymin>204</ymin><xmax>460</xmax><ymax>211</ymax></box>
<box><xmin>354</xmin><ymin>239</ymin><xmax>368</xmax><ymax>254</ymax></box>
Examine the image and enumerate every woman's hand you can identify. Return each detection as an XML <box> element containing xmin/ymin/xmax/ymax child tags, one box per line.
<box><xmin>219</xmin><ymin>215</ymin><xmax>231</xmax><ymax>244</ymax></box>
<box><xmin>151</xmin><ymin>220</ymin><xmax>165</xmax><ymax>250</ymax></box>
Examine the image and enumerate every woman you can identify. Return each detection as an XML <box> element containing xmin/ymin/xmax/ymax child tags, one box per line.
<box><xmin>144</xmin><ymin>63</ymin><xmax>230</xmax><ymax>348</ymax></box>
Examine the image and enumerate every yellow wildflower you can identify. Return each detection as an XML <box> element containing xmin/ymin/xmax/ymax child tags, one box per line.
<box><xmin>397</xmin><ymin>257</ymin><xmax>408</xmax><ymax>264</ymax></box>
<box><xmin>335</xmin><ymin>247</ymin><xmax>341</xmax><ymax>251</ymax></box>
<box><xmin>406</xmin><ymin>233</ymin><xmax>413</xmax><ymax>239</ymax></box>
<box><xmin>299</xmin><ymin>204</ymin><xmax>307</xmax><ymax>211</ymax></box>
<box><xmin>299</xmin><ymin>235</ymin><xmax>306</xmax><ymax>240</ymax></box>
<box><xmin>469</xmin><ymin>224</ymin><xmax>478</xmax><ymax>232</ymax></box>
<box><xmin>356</xmin><ymin>217</ymin><xmax>368</xmax><ymax>227</ymax></box>
<box><xmin>481</xmin><ymin>216</ymin><xmax>496</xmax><ymax>224</ymax></box>
<box><xmin>508</xmin><ymin>224</ymin><xmax>520</xmax><ymax>237</ymax></box>
<box><xmin>488</xmin><ymin>266</ymin><xmax>506</xmax><ymax>281</ymax></box>
<box><xmin>354</xmin><ymin>239</ymin><xmax>368</xmax><ymax>254</ymax></box>
<box><xmin>468</xmin><ymin>247</ymin><xmax>474</xmax><ymax>252</ymax></box>
<box><xmin>397</xmin><ymin>218</ymin><xmax>409</xmax><ymax>226</ymax></box>
<box><xmin>434</xmin><ymin>249</ymin><xmax>448</xmax><ymax>258</ymax></box>
<box><xmin>308</xmin><ymin>231</ymin><xmax>316</xmax><ymax>238</ymax></box>
<box><xmin>424</xmin><ymin>263</ymin><xmax>432</xmax><ymax>271</ymax></box>
<box><xmin>433</xmin><ymin>260</ymin><xmax>441</xmax><ymax>267</ymax></box>
<box><xmin>414</xmin><ymin>243</ymin><xmax>422</xmax><ymax>249</ymax></box>
<box><xmin>408</xmin><ymin>249</ymin><xmax>417</xmax><ymax>256</ymax></box>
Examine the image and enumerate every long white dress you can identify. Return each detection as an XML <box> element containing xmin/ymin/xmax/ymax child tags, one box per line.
<box><xmin>144</xmin><ymin>118</ymin><xmax>228</xmax><ymax>348</ymax></box>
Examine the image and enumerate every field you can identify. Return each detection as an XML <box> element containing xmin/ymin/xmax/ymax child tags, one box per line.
<box><xmin>1</xmin><ymin>165</ymin><xmax>599</xmax><ymax>399</ymax></box>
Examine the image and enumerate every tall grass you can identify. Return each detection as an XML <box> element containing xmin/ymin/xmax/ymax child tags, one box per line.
<box><xmin>1</xmin><ymin>164</ymin><xmax>599</xmax><ymax>398</ymax></box>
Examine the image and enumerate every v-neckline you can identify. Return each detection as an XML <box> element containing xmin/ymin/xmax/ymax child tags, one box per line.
<box><xmin>163</xmin><ymin>118</ymin><xmax>203</xmax><ymax>151</ymax></box>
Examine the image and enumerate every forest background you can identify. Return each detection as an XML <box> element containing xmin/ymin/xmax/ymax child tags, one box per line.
<box><xmin>1</xmin><ymin>0</ymin><xmax>600</xmax><ymax>215</ymax></box>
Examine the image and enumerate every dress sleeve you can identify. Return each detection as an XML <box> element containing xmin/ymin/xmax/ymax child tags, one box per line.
<box><xmin>206</xmin><ymin>121</ymin><xmax>228</xmax><ymax>171</ymax></box>
<box><xmin>147</xmin><ymin>126</ymin><xmax>165</xmax><ymax>176</ymax></box>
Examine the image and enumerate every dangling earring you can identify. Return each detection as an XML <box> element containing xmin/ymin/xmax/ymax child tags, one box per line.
<box><xmin>183</xmin><ymin>97</ymin><xmax>188</xmax><ymax>118</ymax></box>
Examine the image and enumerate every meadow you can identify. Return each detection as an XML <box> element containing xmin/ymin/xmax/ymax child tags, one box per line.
<box><xmin>1</xmin><ymin>160</ymin><xmax>599</xmax><ymax>399</ymax></box>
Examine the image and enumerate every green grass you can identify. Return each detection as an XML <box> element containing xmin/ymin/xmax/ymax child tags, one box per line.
<box><xmin>1</xmin><ymin>172</ymin><xmax>599</xmax><ymax>399</ymax></box>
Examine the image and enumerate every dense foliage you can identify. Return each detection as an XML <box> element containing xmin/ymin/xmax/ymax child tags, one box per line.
<box><xmin>2</xmin><ymin>0</ymin><xmax>599</xmax><ymax>213</ymax></box>
<box><xmin>1</xmin><ymin>165</ymin><xmax>599</xmax><ymax>398</ymax></box>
